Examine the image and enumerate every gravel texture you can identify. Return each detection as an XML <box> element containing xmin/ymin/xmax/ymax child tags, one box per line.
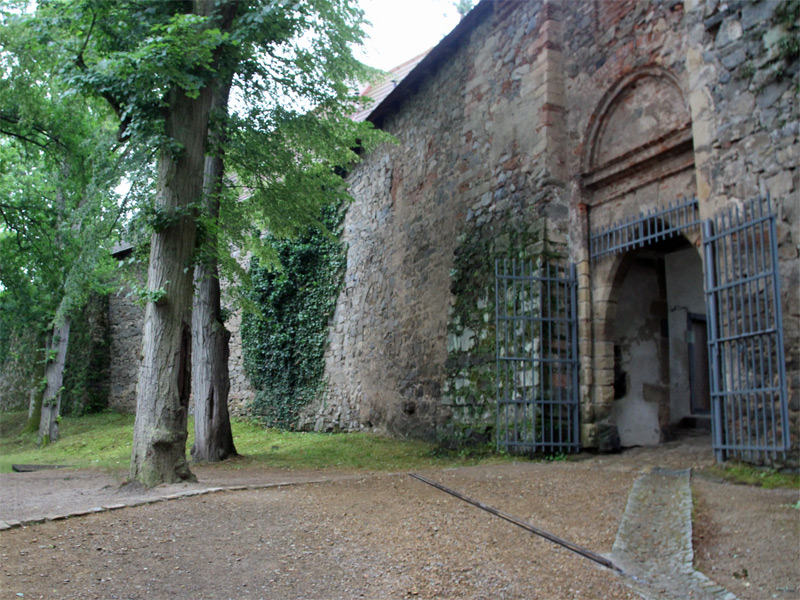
<box><xmin>1</xmin><ymin>464</ymin><xmax>640</xmax><ymax>600</ymax></box>
<box><xmin>692</xmin><ymin>476</ymin><xmax>799</xmax><ymax>600</ymax></box>
<box><xmin>0</xmin><ymin>435</ymin><xmax>798</xmax><ymax>600</ymax></box>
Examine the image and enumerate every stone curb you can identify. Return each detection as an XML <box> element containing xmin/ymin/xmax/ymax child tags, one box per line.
<box><xmin>0</xmin><ymin>478</ymin><xmax>338</xmax><ymax>531</ymax></box>
<box><xmin>611</xmin><ymin>467</ymin><xmax>737</xmax><ymax>600</ymax></box>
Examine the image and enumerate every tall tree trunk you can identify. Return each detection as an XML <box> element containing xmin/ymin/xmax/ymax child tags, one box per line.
<box><xmin>129</xmin><ymin>87</ymin><xmax>211</xmax><ymax>486</ymax></box>
<box><xmin>129</xmin><ymin>0</ymin><xmax>238</xmax><ymax>487</ymax></box>
<box><xmin>38</xmin><ymin>318</ymin><xmax>71</xmax><ymax>445</ymax></box>
<box><xmin>24</xmin><ymin>338</ymin><xmax>46</xmax><ymax>434</ymax></box>
<box><xmin>37</xmin><ymin>163</ymin><xmax>71</xmax><ymax>444</ymax></box>
<box><xmin>191</xmin><ymin>76</ymin><xmax>237</xmax><ymax>462</ymax></box>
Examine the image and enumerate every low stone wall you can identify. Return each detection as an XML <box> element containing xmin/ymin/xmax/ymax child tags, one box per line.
<box><xmin>107</xmin><ymin>260</ymin><xmax>255</xmax><ymax>415</ymax></box>
<box><xmin>225</xmin><ymin>306</ymin><xmax>254</xmax><ymax>416</ymax></box>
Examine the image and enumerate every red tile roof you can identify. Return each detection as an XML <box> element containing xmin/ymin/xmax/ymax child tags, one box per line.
<box><xmin>354</xmin><ymin>0</ymin><xmax>492</xmax><ymax>128</ymax></box>
<box><xmin>351</xmin><ymin>49</ymin><xmax>432</xmax><ymax>122</ymax></box>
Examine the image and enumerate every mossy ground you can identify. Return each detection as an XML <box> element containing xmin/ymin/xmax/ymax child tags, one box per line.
<box><xmin>0</xmin><ymin>410</ymin><xmax>513</xmax><ymax>474</ymax></box>
<box><xmin>700</xmin><ymin>461</ymin><xmax>800</xmax><ymax>490</ymax></box>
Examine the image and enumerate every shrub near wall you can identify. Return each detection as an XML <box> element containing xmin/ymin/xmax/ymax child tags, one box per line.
<box><xmin>0</xmin><ymin>328</ymin><xmax>43</xmax><ymax>412</ymax></box>
<box><xmin>0</xmin><ymin>294</ymin><xmax>110</xmax><ymax>415</ymax></box>
<box><xmin>241</xmin><ymin>204</ymin><xmax>346</xmax><ymax>429</ymax></box>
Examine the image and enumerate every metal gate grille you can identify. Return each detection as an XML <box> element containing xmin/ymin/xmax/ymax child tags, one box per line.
<box><xmin>702</xmin><ymin>197</ymin><xmax>789</xmax><ymax>462</ymax></box>
<box><xmin>495</xmin><ymin>259</ymin><xmax>579</xmax><ymax>455</ymax></box>
<box><xmin>589</xmin><ymin>196</ymin><xmax>700</xmax><ymax>260</ymax></box>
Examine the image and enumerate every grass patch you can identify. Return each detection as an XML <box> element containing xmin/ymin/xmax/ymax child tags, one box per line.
<box><xmin>203</xmin><ymin>422</ymin><xmax>510</xmax><ymax>472</ymax></box>
<box><xmin>0</xmin><ymin>410</ymin><xmax>135</xmax><ymax>473</ymax></box>
<box><xmin>702</xmin><ymin>462</ymin><xmax>800</xmax><ymax>489</ymax></box>
<box><xmin>0</xmin><ymin>410</ymin><xmax>513</xmax><ymax>474</ymax></box>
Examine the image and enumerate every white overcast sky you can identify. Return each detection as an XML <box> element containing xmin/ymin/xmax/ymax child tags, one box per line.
<box><xmin>355</xmin><ymin>0</ymin><xmax>463</xmax><ymax>71</ymax></box>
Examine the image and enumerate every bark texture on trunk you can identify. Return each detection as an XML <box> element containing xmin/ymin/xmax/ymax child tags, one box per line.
<box><xmin>129</xmin><ymin>0</ymin><xmax>238</xmax><ymax>487</ymax></box>
<box><xmin>130</xmin><ymin>86</ymin><xmax>211</xmax><ymax>486</ymax></box>
<box><xmin>191</xmin><ymin>261</ymin><xmax>236</xmax><ymax>461</ymax></box>
<box><xmin>38</xmin><ymin>319</ymin><xmax>71</xmax><ymax>445</ymax></box>
<box><xmin>192</xmin><ymin>75</ymin><xmax>237</xmax><ymax>463</ymax></box>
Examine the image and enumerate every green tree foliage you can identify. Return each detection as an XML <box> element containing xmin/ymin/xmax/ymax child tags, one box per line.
<box><xmin>453</xmin><ymin>0</ymin><xmax>475</xmax><ymax>19</ymax></box>
<box><xmin>8</xmin><ymin>0</ymin><xmax>387</xmax><ymax>484</ymax></box>
<box><xmin>0</xmin><ymin>2</ymin><xmax>130</xmax><ymax>426</ymax></box>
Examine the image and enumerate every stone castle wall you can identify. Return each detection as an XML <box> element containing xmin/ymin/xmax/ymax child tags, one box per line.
<box><xmin>301</xmin><ymin>0</ymin><xmax>798</xmax><ymax>458</ymax></box>
<box><xmin>684</xmin><ymin>0</ymin><xmax>799</xmax><ymax>428</ymax></box>
<box><xmin>300</xmin><ymin>0</ymin><xmax>577</xmax><ymax>438</ymax></box>
<box><xmin>108</xmin><ymin>282</ymin><xmax>144</xmax><ymax>413</ymax></box>
<box><xmin>107</xmin><ymin>258</ymin><xmax>256</xmax><ymax>415</ymax></box>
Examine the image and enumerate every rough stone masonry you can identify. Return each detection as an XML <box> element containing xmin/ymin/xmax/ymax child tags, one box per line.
<box><xmin>10</xmin><ymin>0</ymin><xmax>793</xmax><ymax>466</ymax></box>
<box><xmin>299</xmin><ymin>0</ymin><xmax>798</xmax><ymax>465</ymax></box>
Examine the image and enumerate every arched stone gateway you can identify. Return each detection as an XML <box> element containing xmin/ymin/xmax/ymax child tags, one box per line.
<box><xmin>579</xmin><ymin>64</ymin><xmax>791</xmax><ymax>464</ymax></box>
<box><xmin>579</xmin><ymin>66</ymin><xmax>702</xmax><ymax>451</ymax></box>
<box><xmin>581</xmin><ymin>66</ymin><xmax>694</xmax><ymax>206</ymax></box>
<box><xmin>599</xmin><ymin>234</ymin><xmax>706</xmax><ymax>447</ymax></box>
<box><xmin>584</xmin><ymin>195</ymin><xmax>791</xmax><ymax>464</ymax></box>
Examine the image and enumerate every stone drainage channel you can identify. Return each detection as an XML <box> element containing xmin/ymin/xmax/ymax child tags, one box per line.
<box><xmin>413</xmin><ymin>467</ymin><xmax>737</xmax><ymax>600</ymax></box>
<box><xmin>1</xmin><ymin>467</ymin><xmax>737</xmax><ymax>599</ymax></box>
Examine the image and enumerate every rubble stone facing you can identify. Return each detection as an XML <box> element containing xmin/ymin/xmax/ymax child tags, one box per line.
<box><xmin>688</xmin><ymin>0</ymin><xmax>799</xmax><ymax>444</ymax></box>
<box><xmin>303</xmin><ymin>0</ymin><xmax>798</xmax><ymax>462</ymax></box>
<box><xmin>108</xmin><ymin>282</ymin><xmax>144</xmax><ymax>414</ymax></box>
<box><xmin>301</xmin><ymin>0</ymin><xmax>578</xmax><ymax>438</ymax></box>
<box><xmin>107</xmin><ymin>264</ymin><xmax>254</xmax><ymax>415</ymax></box>
<box><xmin>108</xmin><ymin>266</ymin><xmax>253</xmax><ymax>415</ymax></box>
<box><xmin>224</xmin><ymin>306</ymin><xmax>254</xmax><ymax>416</ymax></box>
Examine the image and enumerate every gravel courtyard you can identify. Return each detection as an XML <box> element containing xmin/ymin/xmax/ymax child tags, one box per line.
<box><xmin>1</xmin><ymin>437</ymin><xmax>798</xmax><ymax>600</ymax></box>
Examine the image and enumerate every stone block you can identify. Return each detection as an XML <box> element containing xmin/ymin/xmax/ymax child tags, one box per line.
<box><xmin>594</xmin><ymin>353</ymin><xmax>615</xmax><ymax>372</ymax></box>
<box><xmin>596</xmin><ymin>381</ymin><xmax>615</xmax><ymax>404</ymax></box>
<box><xmin>742</xmin><ymin>1</ymin><xmax>777</xmax><ymax>30</ymax></box>
<box><xmin>766</xmin><ymin>170</ymin><xmax>794</xmax><ymax>199</ymax></box>
<box><xmin>580</xmin><ymin>423</ymin><xmax>597</xmax><ymax>448</ymax></box>
<box><xmin>45</xmin><ymin>514</ymin><xmax>68</xmax><ymax>522</ymax></box>
<box><xmin>720</xmin><ymin>47</ymin><xmax>747</xmax><ymax>70</ymax></box>
<box><xmin>715</xmin><ymin>18</ymin><xmax>743</xmax><ymax>47</ymax></box>
<box><xmin>756</xmin><ymin>78</ymin><xmax>792</xmax><ymax>110</ymax></box>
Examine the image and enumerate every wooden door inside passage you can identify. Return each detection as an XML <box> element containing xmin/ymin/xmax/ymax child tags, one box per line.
<box><xmin>688</xmin><ymin>313</ymin><xmax>710</xmax><ymax>414</ymax></box>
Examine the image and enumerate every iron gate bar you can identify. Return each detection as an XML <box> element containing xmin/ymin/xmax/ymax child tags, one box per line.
<box><xmin>495</xmin><ymin>259</ymin><xmax>579</xmax><ymax>455</ymax></box>
<box><xmin>703</xmin><ymin>196</ymin><xmax>789</xmax><ymax>462</ymax></box>
<box><xmin>409</xmin><ymin>473</ymin><xmax>619</xmax><ymax>571</ymax></box>
<box><xmin>590</xmin><ymin>196</ymin><xmax>700</xmax><ymax>260</ymax></box>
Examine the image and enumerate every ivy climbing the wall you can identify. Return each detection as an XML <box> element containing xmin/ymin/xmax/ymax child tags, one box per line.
<box><xmin>442</xmin><ymin>208</ymin><xmax>568</xmax><ymax>450</ymax></box>
<box><xmin>241</xmin><ymin>202</ymin><xmax>346</xmax><ymax>429</ymax></box>
<box><xmin>60</xmin><ymin>294</ymin><xmax>111</xmax><ymax>417</ymax></box>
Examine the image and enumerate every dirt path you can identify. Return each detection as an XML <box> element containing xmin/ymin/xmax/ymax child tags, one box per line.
<box><xmin>0</xmin><ymin>438</ymin><xmax>798</xmax><ymax>600</ymax></box>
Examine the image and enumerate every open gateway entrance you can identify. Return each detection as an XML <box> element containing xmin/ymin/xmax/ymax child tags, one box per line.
<box><xmin>608</xmin><ymin>239</ymin><xmax>709</xmax><ymax>446</ymax></box>
<box><xmin>589</xmin><ymin>197</ymin><xmax>789</xmax><ymax>462</ymax></box>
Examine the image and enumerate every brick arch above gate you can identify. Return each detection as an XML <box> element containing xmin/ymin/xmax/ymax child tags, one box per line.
<box><xmin>580</xmin><ymin>67</ymin><xmax>695</xmax><ymax>206</ymax></box>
